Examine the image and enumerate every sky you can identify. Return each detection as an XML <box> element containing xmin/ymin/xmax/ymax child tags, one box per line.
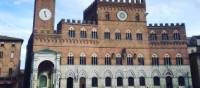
<box><xmin>0</xmin><ymin>0</ymin><xmax>200</xmax><ymax>69</ymax></box>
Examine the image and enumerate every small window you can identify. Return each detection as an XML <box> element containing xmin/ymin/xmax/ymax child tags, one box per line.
<box><xmin>128</xmin><ymin>77</ymin><xmax>134</xmax><ymax>86</ymax></box>
<box><xmin>105</xmin><ymin>12</ymin><xmax>110</xmax><ymax>21</ymax></box>
<box><xmin>117</xmin><ymin>77</ymin><xmax>123</xmax><ymax>86</ymax></box>
<box><xmin>116</xmin><ymin>56</ymin><xmax>122</xmax><ymax>65</ymax></box>
<box><xmin>11</xmin><ymin>43</ymin><xmax>16</xmax><ymax>47</ymax></box>
<box><xmin>104</xmin><ymin>32</ymin><xmax>110</xmax><ymax>40</ymax></box>
<box><xmin>115</xmin><ymin>32</ymin><xmax>121</xmax><ymax>40</ymax></box>
<box><xmin>154</xmin><ymin>77</ymin><xmax>160</xmax><ymax>86</ymax></box>
<box><xmin>10</xmin><ymin>51</ymin><xmax>14</xmax><ymax>59</ymax></box>
<box><xmin>137</xmin><ymin>33</ymin><xmax>143</xmax><ymax>40</ymax></box>
<box><xmin>9</xmin><ymin>68</ymin><xmax>13</xmax><ymax>76</ymax></box>
<box><xmin>105</xmin><ymin>77</ymin><xmax>112</xmax><ymax>87</ymax></box>
<box><xmin>0</xmin><ymin>43</ymin><xmax>4</xmax><ymax>47</ymax></box>
<box><xmin>135</xmin><ymin>13</ymin><xmax>140</xmax><ymax>21</ymax></box>
<box><xmin>139</xmin><ymin>77</ymin><xmax>145</xmax><ymax>86</ymax></box>
<box><xmin>0</xmin><ymin>51</ymin><xmax>3</xmax><ymax>58</ymax></box>
<box><xmin>178</xmin><ymin>76</ymin><xmax>185</xmax><ymax>86</ymax></box>
<box><xmin>92</xmin><ymin>77</ymin><xmax>98</xmax><ymax>87</ymax></box>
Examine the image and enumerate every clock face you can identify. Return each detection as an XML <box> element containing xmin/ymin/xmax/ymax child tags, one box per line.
<box><xmin>117</xmin><ymin>11</ymin><xmax>128</xmax><ymax>21</ymax></box>
<box><xmin>39</xmin><ymin>9</ymin><xmax>52</xmax><ymax>21</ymax></box>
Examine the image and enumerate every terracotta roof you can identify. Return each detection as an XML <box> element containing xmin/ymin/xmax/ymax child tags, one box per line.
<box><xmin>0</xmin><ymin>35</ymin><xmax>23</xmax><ymax>42</ymax></box>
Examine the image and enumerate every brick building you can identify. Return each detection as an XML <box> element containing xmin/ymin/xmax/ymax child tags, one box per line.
<box><xmin>0</xmin><ymin>35</ymin><xmax>23</xmax><ymax>88</ymax></box>
<box><xmin>24</xmin><ymin>0</ymin><xmax>192</xmax><ymax>88</ymax></box>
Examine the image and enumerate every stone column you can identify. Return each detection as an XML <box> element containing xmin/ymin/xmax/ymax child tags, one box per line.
<box><xmin>160</xmin><ymin>77</ymin><xmax>165</xmax><ymax>88</ymax></box>
<box><xmin>135</xmin><ymin>77</ymin><xmax>139</xmax><ymax>88</ymax></box>
<box><xmin>173</xmin><ymin>77</ymin><xmax>178</xmax><ymax>88</ymax></box>
<box><xmin>124</xmin><ymin>78</ymin><xmax>128</xmax><ymax>88</ymax></box>
<box><xmin>60</xmin><ymin>78</ymin><xmax>67</xmax><ymax>88</ymax></box>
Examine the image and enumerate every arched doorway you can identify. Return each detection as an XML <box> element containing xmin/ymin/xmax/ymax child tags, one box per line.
<box><xmin>67</xmin><ymin>77</ymin><xmax>73</xmax><ymax>88</ymax></box>
<box><xmin>80</xmin><ymin>77</ymin><xmax>86</xmax><ymax>88</ymax></box>
<box><xmin>38</xmin><ymin>61</ymin><xmax>54</xmax><ymax>88</ymax></box>
<box><xmin>166</xmin><ymin>76</ymin><xmax>173</xmax><ymax>88</ymax></box>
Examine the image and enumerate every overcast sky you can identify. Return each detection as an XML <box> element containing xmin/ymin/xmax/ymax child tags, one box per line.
<box><xmin>0</xmin><ymin>0</ymin><xmax>200</xmax><ymax>69</ymax></box>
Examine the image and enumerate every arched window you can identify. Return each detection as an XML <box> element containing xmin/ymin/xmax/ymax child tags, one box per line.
<box><xmin>80</xmin><ymin>53</ymin><xmax>86</xmax><ymax>65</ymax></box>
<box><xmin>117</xmin><ymin>77</ymin><xmax>123</xmax><ymax>86</ymax></box>
<box><xmin>67</xmin><ymin>53</ymin><xmax>74</xmax><ymax>65</ymax></box>
<box><xmin>126</xmin><ymin>31</ymin><xmax>132</xmax><ymax>40</ymax></box>
<box><xmin>115</xmin><ymin>31</ymin><xmax>121</xmax><ymax>40</ymax></box>
<box><xmin>164</xmin><ymin>54</ymin><xmax>171</xmax><ymax>65</ymax></box>
<box><xmin>91</xmin><ymin>28</ymin><xmax>98</xmax><ymax>39</ymax></box>
<box><xmin>162</xmin><ymin>31</ymin><xmax>169</xmax><ymax>41</ymax></box>
<box><xmin>116</xmin><ymin>54</ymin><xmax>122</xmax><ymax>65</ymax></box>
<box><xmin>173</xmin><ymin>31</ymin><xmax>181</xmax><ymax>40</ymax></box>
<box><xmin>105</xmin><ymin>12</ymin><xmax>110</xmax><ymax>21</ymax></box>
<box><xmin>80</xmin><ymin>77</ymin><xmax>86</xmax><ymax>88</ymax></box>
<box><xmin>149</xmin><ymin>31</ymin><xmax>157</xmax><ymax>41</ymax></box>
<box><xmin>80</xmin><ymin>28</ymin><xmax>87</xmax><ymax>38</ymax></box>
<box><xmin>154</xmin><ymin>76</ymin><xmax>160</xmax><ymax>86</ymax></box>
<box><xmin>105</xmin><ymin>77</ymin><xmax>112</xmax><ymax>87</ymax></box>
<box><xmin>138</xmin><ymin>54</ymin><xmax>144</xmax><ymax>65</ymax></box>
<box><xmin>166</xmin><ymin>76</ymin><xmax>173</xmax><ymax>88</ymax></box>
<box><xmin>127</xmin><ymin>54</ymin><xmax>133</xmax><ymax>65</ymax></box>
<box><xmin>68</xmin><ymin>27</ymin><xmax>75</xmax><ymax>38</ymax></box>
<box><xmin>104</xmin><ymin>31</ymin><xmax>110</xmax><ymax>40</ymax></box>
<box><xmin>135</xmin><ymin>13</ymin><xmax>140</xmax><ymax>21</ymax></box>
<box><xmin>105</xmin><ymin>54</ymin><xmax>111</xmax><ymax>65</ymax></box>
<box><xmin>136</xmin><ymin>33</ymin><xmax>143</xmax><ymax>40</ymax></box>
<box><xmin>176</xmin><ymin>54</ymin><xmax>183</xmax><ymax>65</ymax></box>
<box><xmin>128</xmin><ymin>77</ymin><xmax>134</xmax><ymax>86</ymax></box>
<box><xmin>178</xmin><ymin>76</ymin><xmax>185</xmax><ymax>86</ymax></box>
<box><xmin>39</xmin><ymin>75</ymin><xmax>47</xmax><ymax>87</ymax></box>
<box><xmin>92</xmin><ymin>77</ymin><xmax>98</xmax><ymax>87</ymax></box>
<box><xmin>92</xmin><ymin>54</ymin><xmax>98</xmax><ymax>65</ymax></box>
<box><xmin>139</xmin><ymin>77</ymin><xmax>145</xmax><ymax>86</ymax></box>
<box><xmin>152</xmin><ymin>54</ymin><xmax>159</xmax><ymax>66</ymax></box>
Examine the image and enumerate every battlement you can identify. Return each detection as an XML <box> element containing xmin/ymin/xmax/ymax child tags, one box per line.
<box><xmin>59</xmin><ymin>19</ymin><xmax>98</xmax><ymax>25</ymax></box>
<box><xmin>98</xmin><ymin>0</ymin><xmax>145</xmax><ymax>5</ymax></box>
<box><xmin>148</xmin><ymin>23</ymin><xmax>185</xmax><ymax>28</ymax></box>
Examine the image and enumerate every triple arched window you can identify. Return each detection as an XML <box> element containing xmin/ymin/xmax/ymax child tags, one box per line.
<box><xmin>138</xmin><ymin>54</ymin><xmax>144</xmax><ymax>65</ymax></box>
<box><xmin>164</xmin><ymin>54</ymin><xmax>171</xmax><ymax>65</ymax></box>
<box><xmin>68</xmin><ymin>27</ymin><xmax>76</xmax><ymax>38</ymax></box>
<box><xmin>67</xmin><ymin>53</ymin><xmax>74</xmax><ymax>65</ymax></box>
<box><xmin>152</xmin><ymin>54</ymin><xmax>159</xmax><ymax>66</ymax></box>
<box><xmin>173</xmin><ymin>31</ymin><xmax>181</xmax><ymax>40</ymax></box>
<box><xmin>80</xmin><ymin>28</ymin><xmax>87</xmax><ymax>39</ymax></box>
<box><xmin>162</xmin><ymin>31</ymin><xmax>169</xmax><ymax>41</ymax></box>
<box><xmin>92</xmin><ymin>54</ymin><xmax>98</xmax><ymax>65</ymax></box>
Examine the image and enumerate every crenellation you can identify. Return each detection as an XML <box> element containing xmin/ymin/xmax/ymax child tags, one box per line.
<box><xmin>148</xmin><ymin>23</ymin><xmax>185</xmax><ymax>28</ymax></box>
<box><xmin>98</xmin><ymin>0</ymin><xmax>145</xmax><ymax>5</ymax></box>
<box><xmin>61</xmin><ymin>19</ymin><xmax>97</xmax><ymax>25</ymax></box>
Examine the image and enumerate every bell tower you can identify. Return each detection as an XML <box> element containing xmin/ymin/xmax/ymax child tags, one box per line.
<box><xmin>33</xmin><ymin>0</ymin><xmax>55</xmax><ymax>33</ymax></box>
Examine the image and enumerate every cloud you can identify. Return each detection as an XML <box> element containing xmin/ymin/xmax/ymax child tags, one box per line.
<box><xmin>14</xmin><ymin>0</ymin><xmax>33</xmax><ymax>5</ymax></box>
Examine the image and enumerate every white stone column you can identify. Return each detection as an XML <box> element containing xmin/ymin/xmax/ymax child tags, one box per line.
<box><xmin>60</xmin><ymin>78</ymin><xmax>67</xmax><ymax>88</ymax></box>
<box><xmin>160</xmin><ymin>77</ymin><xmax>165</xmax><ymax>88</ymax></box>
<box><xmin>135</xmin><ymin>77</ymin><xmax>139</xmax><ymax>88</ymax></box>
<box><xmin>124</xmin><ymin>78</ymin><xmax>128</xmax><ymax>88</ymax></box>
<box><xmin>173</xmin><ymin>77</ymin><xmax>178</xmax><ymax>88</ymax></box>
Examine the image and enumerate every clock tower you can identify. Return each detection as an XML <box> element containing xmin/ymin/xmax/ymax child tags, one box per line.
<box><xmin>33</xmin><ymin>0</ymin><xmax>55</xmax><ymax>33</ymax></box>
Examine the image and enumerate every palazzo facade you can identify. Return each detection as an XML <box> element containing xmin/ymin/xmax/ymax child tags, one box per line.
<box><xmin>24</xmin><ymin>0</ymin><xmax>192</xmax><ymax>88</ymax></box>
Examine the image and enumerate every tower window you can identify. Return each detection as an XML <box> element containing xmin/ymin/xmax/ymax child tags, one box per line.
<box><xmin>0</xmin><ymin>51</ymin><xmax>3</xmax><ymax>59</ymax></box>
<box><xmin>135</xmin><ymin>13</ymin><xmax>140</xmax><ymax>21</ymax></box>
<box><xmin>104</xmin><ymin>32</ymin><xmax>110</xmax><ymax>40</ymax></box>
<box><xmin>9</xmin><ymin>68</ymin><xmax>13</xmax><ymax>76</ymax></box>
<box><xmin>10</xmin><ymin>51</ymin><xmax>14</xmax><ymax>60</ymax></box>
<box><xmin>105</xmin><ymin>12</ymin><xmax>110</xmax><ymax>21</ymax></box>
<box><xmin>137</xmin><ymin>33</ymin><xmax>143</xmax><ymax>40</ymax></box>
<box><xmin>11</xmin><ymin>43</ymin><xmax>16</xmax><ymax>47</ymax></box>
<box><xmin>115</xmin><ymin>32</ymin><xmax>121</xmax><ymax>40</ymax></box>
<box><xmin>0</xmin><ymin>42</ymin><xmax>4</xmax><ymax>47</ymax></box>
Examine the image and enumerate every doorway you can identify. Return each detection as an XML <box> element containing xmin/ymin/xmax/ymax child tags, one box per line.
<box><xmin>79</xmin><ymin>77</ymin><xmax>86</xmax><ymax>88</ymax></box>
